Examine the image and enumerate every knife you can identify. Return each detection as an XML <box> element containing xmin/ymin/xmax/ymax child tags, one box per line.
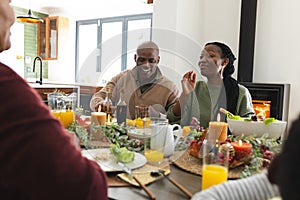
<box><xmin>117</xmin><ymin>161</ymin><xmax>156</xmax><ymax>200</ymax></box>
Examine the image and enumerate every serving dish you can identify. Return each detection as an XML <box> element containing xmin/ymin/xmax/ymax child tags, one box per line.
<box><xmin>227</xmin><ymin>118</ymin><xmax>287</xmax><ymax>139</ymax></box>
<box><xmin>81</xmin><ymin>148</ymin><xmax>147</xmax><ymax>172</ymax></box>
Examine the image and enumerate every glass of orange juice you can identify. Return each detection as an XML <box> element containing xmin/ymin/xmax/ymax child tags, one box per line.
<box><xmin>144</xmin><ymin>118</ymin><xmax>169</xmax><ymax>164</ymax></box>
<box><xmin>201</xmin><ymin>139</ymin><xmax>230</xmax><ymax>190</ymax></box>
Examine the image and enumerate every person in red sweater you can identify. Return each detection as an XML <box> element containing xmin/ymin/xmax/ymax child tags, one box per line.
<box><xmin>0</xmin><ymin>0</ymin><xmax>108</xmax><ymax>199</ymax></box>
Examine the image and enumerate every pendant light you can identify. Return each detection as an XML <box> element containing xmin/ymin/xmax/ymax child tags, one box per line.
<box><xmin>17</xmin><ymin>8</ymin><xmax>44</xmax><ymax>24</ymax></box>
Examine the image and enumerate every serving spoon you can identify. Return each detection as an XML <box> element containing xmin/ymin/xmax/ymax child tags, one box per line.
<box><xmin>150</xmin><ymin>169</ymin><xmax>193</xmax><ymax>198</ymax></box>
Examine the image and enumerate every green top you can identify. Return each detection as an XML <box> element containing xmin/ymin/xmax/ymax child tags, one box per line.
<box><xmin>167</xmin><ymin>81</ymin><xmax>255</xmax><ymax>128</ymax></box>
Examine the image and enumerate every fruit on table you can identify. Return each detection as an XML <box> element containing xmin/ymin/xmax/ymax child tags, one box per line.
<box><xmin>126</xmin><ymin>118</ymin><xmax>151</xmax><ymax>128</ymax></box>
<box><xmin>110</xmin><ymin>143</ymin><xmax>135</xmax><ymax>163</ymax></box>
<box><xmin>135</xmin><ymin>117</ymin><xmax>151</xmax><ymax>128</ymax></box>
<box><xmin>189</xmin><ymin>140</ymin><xmax>203</xmax><ymax>158</ymax></box>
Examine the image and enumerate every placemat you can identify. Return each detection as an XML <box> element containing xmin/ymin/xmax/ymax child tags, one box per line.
<box><xmin>117</xmin><ymin>162</ymin><xmax>171</xmax><ymax>187</ymax></box>
<box><xmin>171</xmin><ymin>150</ymin><xmax>244</xmax><ymax>179</ymax></box>
<box><xmin>106</xmin><ymin>172</ymin><xmax>131</xmax><ymax>187</ymax></box>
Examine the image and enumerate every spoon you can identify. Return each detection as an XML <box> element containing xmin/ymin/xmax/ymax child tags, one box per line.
<box><xmin>150</xmin><ymin>169</ymin><xmax>193</xmax><ymax>198</ymax></box>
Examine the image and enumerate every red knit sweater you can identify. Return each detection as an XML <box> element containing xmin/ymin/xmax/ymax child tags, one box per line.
<box><xmin>0</xmin><ymin>62</ymin><xmax>108</xmax><ymax>200</ymax></box>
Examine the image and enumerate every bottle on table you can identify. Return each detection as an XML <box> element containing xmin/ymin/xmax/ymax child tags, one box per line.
<box><xmin>116</xmin><ymin>96</ymin><xmax>127</xmax><ymax>125</ymax></box>
<box><xmin>102</xmin><ymin>91</ymin><xmax>113</xmax><ymax>122</ymax></box>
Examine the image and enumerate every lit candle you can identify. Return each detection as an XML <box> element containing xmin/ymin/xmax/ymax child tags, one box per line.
<box><xmin>231</xmin><ymin>140</ymin><xmax>252</xmax><ymax>160</ymax></box>
<box><xmin>91</xmin><ymin>111</ymin><xmax>106</xmax><ymax>125</ymax></box>
<box><xmin>207</xmin><ymin>113</ymin><xmax>228</xmax><ymax>143</ymax></box>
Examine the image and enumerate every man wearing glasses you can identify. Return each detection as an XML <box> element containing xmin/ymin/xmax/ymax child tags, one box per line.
<box><xmin>90</xmin><ymin>41</ymin><xmax>179</xmax><ymax>121</ymax></box>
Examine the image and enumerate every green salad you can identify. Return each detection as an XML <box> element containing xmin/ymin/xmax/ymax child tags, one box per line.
<box><xmin>227</xmin><ymin>113</ymin><xmax>277</xmax><ymax>126</ymax></box>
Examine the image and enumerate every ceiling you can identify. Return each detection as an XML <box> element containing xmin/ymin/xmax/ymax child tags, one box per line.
<box><xmin>12</xmin><ymin>0</ymin><xmax>153</xmax><ymax>20</ymax></box>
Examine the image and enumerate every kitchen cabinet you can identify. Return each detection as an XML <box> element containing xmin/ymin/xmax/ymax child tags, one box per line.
<box><xmin>38</xmin><ymin>16</ymin><xmax>69</xmax><ymax>60</ymax></box>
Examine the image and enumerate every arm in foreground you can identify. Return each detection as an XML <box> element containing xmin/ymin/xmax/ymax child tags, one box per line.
<box><xmin>191</xmin><ymin>171</ymin><xmax>279</xmax><ymax>200</ymax></box>
<box><xmin>0</xmin><ymin>65</ymin><xmax>108</xmax><ymax>199</ymax></box>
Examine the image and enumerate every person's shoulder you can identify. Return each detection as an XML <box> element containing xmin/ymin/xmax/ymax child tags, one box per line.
<box><xmin>117</xmin><ymin>69</ymin><xmax>132</xmax><ymax>76</ymax></box>
<box><xmin>238</xmin><ymin>83</ymin><xmax>249</xmax><ymax>93</ymax></box>
<box><xmin>112</xmin><ymin>69</ymin><xmax>134</xmax><ymax>80</ymax></box>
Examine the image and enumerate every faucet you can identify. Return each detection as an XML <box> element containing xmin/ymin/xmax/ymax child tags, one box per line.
<box><xmin>33</xmin><ymin>56</ymin><xmax>43</xmax><ymax>85</ymax></box>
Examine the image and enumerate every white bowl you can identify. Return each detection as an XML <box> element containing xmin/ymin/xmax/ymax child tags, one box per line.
<box><xmin>227</xmin><ymin>118</ymin><xmax>287</xmax><ymax>139</ymax></box>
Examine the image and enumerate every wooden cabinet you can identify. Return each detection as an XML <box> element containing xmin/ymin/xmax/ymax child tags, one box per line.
<box><xmin>38</xmin><ymin>16</ymin><xmax>69</xmax><ymax>60</ymax></box>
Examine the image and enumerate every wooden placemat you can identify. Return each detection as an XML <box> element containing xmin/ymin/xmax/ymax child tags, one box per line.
<box><xmin>171</xmin><ymin>151</ymin><xmax>244</xmax><ymax>179</ymax></box>
<box><xmin>106</xmin><ymin>172</ymin><xmax>131</xmax><ymax>187</ymax></box>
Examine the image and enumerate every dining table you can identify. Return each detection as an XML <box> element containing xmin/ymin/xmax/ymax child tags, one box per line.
<box><xmin>106</xmin><ymin>163</ymin><xmax>202</xmax><ymax>200</ymax></box>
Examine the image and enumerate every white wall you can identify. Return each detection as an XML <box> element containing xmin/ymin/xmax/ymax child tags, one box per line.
<box><xmin>254</xmin><ymin>0</ymin><xmax>300</xmax><ymax>125</ymax></box>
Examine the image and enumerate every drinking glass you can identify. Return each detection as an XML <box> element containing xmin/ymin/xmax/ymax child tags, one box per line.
<box><xmin>144</xmin><ymin>118</ymin><xmax>169</xmax><ymax>164</ymax></box>
<box><xmin>135</xmin><ymin>105</ymin><xmax>150</xmax><ymax>129</ymax></box>
<box><xmin>201</xmin><ymin>139</ymin><xmax>230</xmax><ymax>190</ymax></box>
<box><xmin>48</xmin><ymin>92</ymin><xmax>75</xmax><ymax>128</ymax></box>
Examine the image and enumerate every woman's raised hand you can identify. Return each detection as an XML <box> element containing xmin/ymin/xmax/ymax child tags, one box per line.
<box><xmin>181</xmin><ymin>70</ymin><xmax>196</xmax><ymax>95</ymax></box>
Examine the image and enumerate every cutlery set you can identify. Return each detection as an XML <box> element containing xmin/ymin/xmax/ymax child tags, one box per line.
<box><xmin>118</xmin><ymin>161</ymin><xmax>193</xmax><ymax>200</ymax></box>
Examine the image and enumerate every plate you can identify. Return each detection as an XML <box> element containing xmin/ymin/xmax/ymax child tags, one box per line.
<box><xmin>81</xmin><ymin>148</ymin><xmax>147</xmax><ymax>172</ymax></box>
<box><xmin>127</xmin><ymin>127</ymin><xmax>152</xmax><ymax>139</ymax></box>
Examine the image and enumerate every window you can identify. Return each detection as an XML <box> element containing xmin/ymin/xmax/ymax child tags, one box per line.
<box><xmin>75</xmin><ymin>13</ymin><xmax>152</xmax><ymax>86</ymax></box>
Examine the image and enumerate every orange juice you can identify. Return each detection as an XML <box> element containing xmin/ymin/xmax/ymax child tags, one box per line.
<box><xmin>51</xmin><ymin>110</ymin><xmax>74</xmax><ymax>128</ymax></box>
<box><xmin>51</xmin><ymin>110</ymin><xmax>61</xmax><ymax>119</ymax></box>
<box><xmin>144</xmin><ymin>149</ymin><xmax>164</xmax><ymax>163</ymax></box>
<box><xmin>60</xmin><ymin>110</ymin><xmax>74</xmax><ymax>128</ymax></box>
<box><xmin>202</xmin><ymin>164</ymin><xmax>228</xmax><ymax>190</ymax></box>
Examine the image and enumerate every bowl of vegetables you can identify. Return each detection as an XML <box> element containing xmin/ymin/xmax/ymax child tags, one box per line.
<box><xmin>227</xmin><ymin>116</ymin><xmax>287</xmax><ymax>139</ymax></box>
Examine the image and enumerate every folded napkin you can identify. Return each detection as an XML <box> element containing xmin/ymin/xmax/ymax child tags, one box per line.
<box><xmin>117</xmin><ymin>163</ymin><xmax>170</xmax><ymax>186</ymax></box>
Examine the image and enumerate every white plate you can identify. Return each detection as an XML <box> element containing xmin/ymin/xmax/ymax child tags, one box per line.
<box><xmin>81</xmin><ymin>148</ymin><xmax>147</xmax><ymax>172</ymax></box>
<box><xmin>127</xmin><ymin>127</ymin><xmax>153</xmax><ymax>139</ymax></box>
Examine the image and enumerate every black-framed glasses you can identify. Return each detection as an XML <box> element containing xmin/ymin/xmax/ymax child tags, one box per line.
<box><xmin>136</xmin><ymin>57</ymin><xmax>157</xmax><ymax>64</ymax></box>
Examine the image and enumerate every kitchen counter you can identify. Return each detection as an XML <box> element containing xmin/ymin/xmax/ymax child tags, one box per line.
<box><xmin>29</xmin><ymin>83</ymin><xmax>79</xmax><ymax>88</ymax></box>
<box><xmin>29</xmin><ymin>83</ymin><xmax>80</xmax><ymax>107</ymax></box>
<box><xmin>28</xmin><ymin>81</ymin><xmax>103</xmax><ymax>112</ymax></box>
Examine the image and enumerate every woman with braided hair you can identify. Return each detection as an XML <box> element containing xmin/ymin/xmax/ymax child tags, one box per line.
<box><xmin>168</xmin><ymin>41</ymin><xmax>254</xmax><ymax>127</ymax></box>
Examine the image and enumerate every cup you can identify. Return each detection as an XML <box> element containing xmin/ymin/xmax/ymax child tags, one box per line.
<box><xmin>91</xmin><ymin>111</ymin><xmax>107</xmax><ymax>125</ymax></box>
<box><xmin>59</xmin><ymin>110</ymin><xmax>75</xmax><ymax>128</ymax></box>
<box><xmin>201</xmin><ymin>139</ymin><xmax>230</xmax><ymax>190</ymax></box>
<box><xmin>208</xmin><ymin>121</ymin><xmax>228</xmax><ymax>143</ymax></box>
<box><xmin>143</xmin><ymin>118</ymin><xmax>167</xmax><ymax>164</ymax></box>
<box><xmin>48</xmin><ymin>92</ymin><xmax>75</xmax><ymax>128</ymax></box>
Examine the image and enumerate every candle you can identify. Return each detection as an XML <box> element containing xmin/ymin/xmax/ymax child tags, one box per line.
<box><xmin>231</xmin><ymin>140</ymin><xmax>252</xmax><ymax>160</ymax></box>
<box><xmin>91</xmin><ymin>111</ymin><xmax>107</xmax><ymax>125</ymax></box>
<box><xmin>208</xmin><ymin>121</ymin><xmax>228</xmax><ymax>143</ymax></box>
